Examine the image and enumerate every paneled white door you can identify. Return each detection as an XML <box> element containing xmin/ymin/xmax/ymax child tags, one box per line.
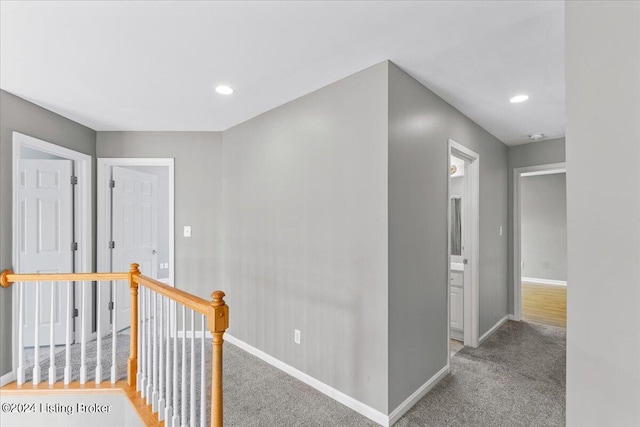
<box><xmin>111</xmin><ymin>166</ymin><xmax>158</xmax><ymax>331</ymax></box>
<box><xmin>19</xmin><ymin>159</ymin><xmax>73</xmax><ymax>347</ymax></box>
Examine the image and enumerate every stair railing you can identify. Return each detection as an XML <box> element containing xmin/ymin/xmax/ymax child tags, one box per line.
<box><xmin>0</xmin><ymin>263</ymin><xmax>228</xmax><ymax>427</ymax></box>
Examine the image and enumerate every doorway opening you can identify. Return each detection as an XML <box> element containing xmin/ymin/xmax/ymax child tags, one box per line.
<box><xmin>11</xmin><ymin>132</ymin><xmax>92</xmax><ymax>382</ymax></box>
<box><xmin>513</xmin><ymin>163</ymin><xmax>567</xmax><ymax>326</ymax></box>
<box><xmin>447</xmin><ymin>139</ymin><xmax>480</xmax><ymax>357</ymax></box>
<box><xmin>97</xmin><ymin>158</ymin><xmax>174</xmax><ymax>334</ymax></box>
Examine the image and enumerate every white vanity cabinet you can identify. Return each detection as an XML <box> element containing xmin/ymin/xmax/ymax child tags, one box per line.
<box><xmin>450</xmin><ymin>270</ymin><xmax>464</xmax><ymax>341</ymax></box>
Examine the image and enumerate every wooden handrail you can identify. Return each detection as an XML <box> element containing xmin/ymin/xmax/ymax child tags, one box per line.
<box><xmin>1</xmin><ymin>271</ymin><xmax>129</xmax><ymax>287</ymax></box>
<box><xmin>132</xmin><ymin>272</ymin><xmax>210</xmax><ymax>316</ymax></box>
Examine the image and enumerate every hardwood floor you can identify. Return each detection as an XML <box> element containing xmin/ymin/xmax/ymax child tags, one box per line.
<box><xmin>522</xmin><ymin>282</ymin><xmax>566</xmax><ymax>327</ymax></box>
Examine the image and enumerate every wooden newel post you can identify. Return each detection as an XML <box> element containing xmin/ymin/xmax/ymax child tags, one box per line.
<box><xmin>208</xmin><ymin>290</ymin><xmax>229</xmax><ymax>427</ymax></box>
<box><xmin>0</xmin><ymin>269</ymin><xmax>14</xmax><ymax>288</ymax></box>
<box><xmin>127</xmin><ymin>263</ymin><xmax>141</xmax><ymax>388</ymax></box>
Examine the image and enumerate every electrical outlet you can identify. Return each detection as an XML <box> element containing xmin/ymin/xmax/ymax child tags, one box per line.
<box><xmin>184</xmin><ymin>226</ymin><xmax>191</xmax><ymax>237</ymax></box>
<box><xmin>294</xmin><ymin>329</ymin><xmax>301</xmax><ymax>344</ymax></box>
<box><xmin>499</xmin><ymin>225</ymin><xmax>503</xmax><ymax>236</ymax></box>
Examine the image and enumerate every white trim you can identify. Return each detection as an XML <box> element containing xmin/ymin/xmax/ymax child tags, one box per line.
<box><xmin>513</xmin><ymin>162</ymin><xmax>566</xmax><ymax>321</ymax></box>
<box><xmin>521</xmin><ymin>168</ymin><xmax>565</xmax><ymax>177</ymax></box>
<box><xmin>479</xmin><ymin>315</ymin><xmax>509</xmax><ymax>345</ymax></box>
<box><xmin>388</xmin><ymin>365</ymin><xmax>449</xmax><ymax>425</ymax></box>
<box><xmin>521</xmin><ymin>277</ymin><xmax>567</xmax><ymax>286</ymax></box>
<box><xmin>508</xmin><ymin>314</ymin><xmax>519</xmax><ymax>321</ymax></box>
<box><xmin>448</xmin><ymin>139</ymin><xmax>480</xmax><ymax>348</ymax></box>
<box><xmin>11</xmin><ymin>132</ymin><xmax>93</xmax><ymax>382</ymax></box>
<box><xmin>0</xmin><ymin>371</ymin><xmax>16</xmax><ymax>387</ymax></box>
<box><xmin>97</xmin><ymin>158</ymin><xmax>175</xmax><ymax>286</ymax></box>
<box><xmin>224</xmin><ymin>334</ymin><xmax>390</xmax><ymax>426</ymax></box>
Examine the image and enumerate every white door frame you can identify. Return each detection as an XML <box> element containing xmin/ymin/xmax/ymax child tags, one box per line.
<box><xmin>447</xmin><ymin>139</ymin><xmax>480</xmax><ymax>350</ymax></box>
<box><xmin>97</xmin><ymin>158</ymin><xmax>175</xmax><ymax>286</ymax></box>
<box><xmin>11</xmin><ymin>132</ymin><xmax>93</xmax><ymax>379</ymax></box>
<box><xmin>512</xmin><ymin>162</ymin><xmax>566</xmax><ymax>320</ymax></box>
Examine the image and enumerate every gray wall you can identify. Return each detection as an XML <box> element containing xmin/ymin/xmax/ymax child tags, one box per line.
<box><xmin>387</xmin><ymin>63</ymin><xmax>508</xmax><ymax>410</ymax></box>
<box><xmin>0</xmin><ymin>90</ymin><xmax>96</xmax><ymax>377</ymax></box>
<box><xmin>221</xmin><ymin>63</ymin><xmax>389</xmax><ymax>413</ymax></box>
<box><xmin>520</xmin><ymin>173</ymin><xmax>567</xmax><ymax>281</ymax></box>
<box><xmin>566</xmin><ymin>1</ymin><xmax>640</xmax><ymax>425</ymax></box>
<box><xmin>507</xmin><ymin>138</ymin><xmax>565</xmax><ymax>312</ymax></box>
<box><xmin>96</xmin><ymin>132</ymin><xmax>223</xmax><ymax>298</ymax></box>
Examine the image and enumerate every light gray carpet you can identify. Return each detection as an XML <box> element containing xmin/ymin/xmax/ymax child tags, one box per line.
<box><xmin>24</xmin><ymin>333</ymin><xmax>130</xmax><ymax>384</ymax></box>
<box><xmin>395</xmin><ymin>321</ymin><xmax>566</xmax><ymax>426</ymax></box>
<box><xmin>223</xmin><ymin>321</ymin><xmax>565</xmax><ymax>427</ymax></box>
<box><xmin>23</xmin><ymin>320</ymin><xmax>565</xmax><ymax>426</ymax></box>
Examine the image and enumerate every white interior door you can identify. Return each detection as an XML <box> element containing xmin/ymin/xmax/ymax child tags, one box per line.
<box><xmin>111</xmin><ymin>166</ymin><xmax>158</xmax><ymax>331</ymax></box>
<box><xmin>19</xmin><ymin>159</ymin><xmax>73</xmax><ymax>347</ymax></box>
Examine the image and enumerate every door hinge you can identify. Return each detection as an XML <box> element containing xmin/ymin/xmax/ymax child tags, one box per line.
<box><xmin>70</xmin><ymin>176</ymin><xmax>78</xmax><ymax>185</ymax></box>
<box><xmin>109</xmin><ymin>179</ymin><xmax>115</xmax><ymax>188</ymax></box>
<box><xmin>72</xmin><ymin>308</ymin><xmax>79</xmax><ymax>318</ymax></box>
<box><xmin>109</xmin><ymin>241</ymin><xmax>115</xmax><ymax>249</ymax></box>
<box><xmin>71</xmin><ymin>242</ymin><xmax>78</xmax><ymax>251</ymax></box>
<box><xmin>108</xmin><ymin>301</ymin><xmax>114</xmax><ymax>311</ymax></box>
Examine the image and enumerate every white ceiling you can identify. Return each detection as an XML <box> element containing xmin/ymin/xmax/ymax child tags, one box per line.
<box><xmin>0</xmin><ymin>1</ymin><xmax>565</xmax><ymax>145</ymax></box>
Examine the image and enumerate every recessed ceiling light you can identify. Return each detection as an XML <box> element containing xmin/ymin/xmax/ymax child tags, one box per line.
<box><xmin>215</xmin><ymin>85</ymin><xmax>234</xmax><ymax>95</ymax></box>
<box><xmin>529</xmin><ymin>133</ymin><xmax>545</xmax><ymax>141</ymax></box>
<box><xmin>510</xmin><ymin>94</ymin><xmax>529</xmax><ymax>103</ymax></box>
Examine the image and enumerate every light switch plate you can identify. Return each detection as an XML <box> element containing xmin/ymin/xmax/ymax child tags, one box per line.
<box><xmin>184</xmin><ymin>226</ymin><xmax>191</xmax><ymax>237</ymax></box>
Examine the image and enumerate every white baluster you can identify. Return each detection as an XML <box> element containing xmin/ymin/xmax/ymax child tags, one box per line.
<box><xmin>158</xmin><ymin>295</ymin><xmax>165</xmax><ymax>420</ymax></box>
<box><xmin>111</xmin><ymin>280</ymin><xmax>118</xmax><ymax>384</ymax></box>
<box><xmin>140</xmin><ymin>286</ymin><xmax>146</xmax><ymax>395</ymax></box>
<box><xmin>48</xmin><ymin>281</ymin><xmax>56</xmax><ymax>384</ymax></box>
<box><xmin>95</xmin><ymin>280</ymin><xmax>102</xmax><ymax>384</ymax></box>
<box><xmin>200</xmin><ymin>313</ymin><xmax>206</xmax><ymax>427</ymax></box>
<box><xmin>32</xmin><ymin>281</ymin><xmax>41</xmax><ymax>385</ymax></box>
<box><xmin>165</xmin><ymin>296</ymin><xmax>172</xmax><ymax>426</ymax></box>
<box><xmin>146</xmin><ymin>287</ymin><xmax>152</xmax><ymax>403</ymax></box>
<box><xmin>137</xmin><ymin>283</ymin><xmax>143</xmax><ymax>392</ymax></box>
<box><xmin>171</xmin><ymin>301</ymin><xmax>179</xmax><ymax>427</ymax></box>
<box><xmin>80</xmin><ymin>281</ymin><xmax>87</xmax><ymax>384</ymax></box>
<box><xmin>152</xmin><ymin>292</ymin><xmax>159</xmax><ymax>411</ymax></box>
<box><xmin>17</xmin><ymin>282</ymin><xmax>24</xmax><ymax>385</ymax></box>
<box><xmin>181</xmin><ymin>305</ymin><xmax>187</xmax><ymax>427</ymax></box>
<box><xmin>190</xmin><ymin>309</ymin><xmax>196</xmax><ymax>427</ymax></box>
<box><xmin>64</xmin><ymin>281</ymin><xmax>71</xmax><ymax>384</ymax></box>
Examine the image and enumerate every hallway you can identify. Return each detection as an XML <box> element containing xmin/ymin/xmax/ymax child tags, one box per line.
<box><xmin>222</xmin><ymin>320</ymin><xmax>565</xmax><ymax>426</ymax></box>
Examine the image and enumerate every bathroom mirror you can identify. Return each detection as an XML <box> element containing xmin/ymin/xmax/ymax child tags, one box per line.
<box><xmin>451</xmin><ymin>196</ymin><xmax>462</xmax><ymax>256</ymax></box>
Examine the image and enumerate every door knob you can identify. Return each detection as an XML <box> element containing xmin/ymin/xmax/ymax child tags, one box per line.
<box><xmin>463</xmin><ymin>259</ymin><xmax>468</xmax><ymax>265</ymax></box>
<box><xmin>152</xmin><ymin>249</ymin><xmax>157</xmax><ymax>255</ymax></box>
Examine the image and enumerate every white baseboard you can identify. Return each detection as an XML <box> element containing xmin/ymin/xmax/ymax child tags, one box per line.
<box><xmin>508</xmin><ymin>314</ymin><xmax>520</xmax><ymax>321</ymax></box>
<box><xmin>521</xmin><ymin>277</ymin><xmax>567</xmax><ymax>286</ymax></box>
<box><xmin>479</xmin><ymin>315</ymin><xmax>509</xmax><ymax>345</ymax></box>
<box><xmin>388</xmin><ymin>364</ymin><xmax>449</xmax><ymax>425</ymax></box>
<box><xmin>0</xmin><ymin>370</ymin><xmax>16</xmax><ymax>387</ymax></box>
<box><xmin>223</xmin><ymin>333</ymin><xmax>390</xmax><ymax>427</ymax></box>
<box><xmin>450</xmin><ymin>329</ymin><xmax>463</xmax><ymax>341</ymax></box>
